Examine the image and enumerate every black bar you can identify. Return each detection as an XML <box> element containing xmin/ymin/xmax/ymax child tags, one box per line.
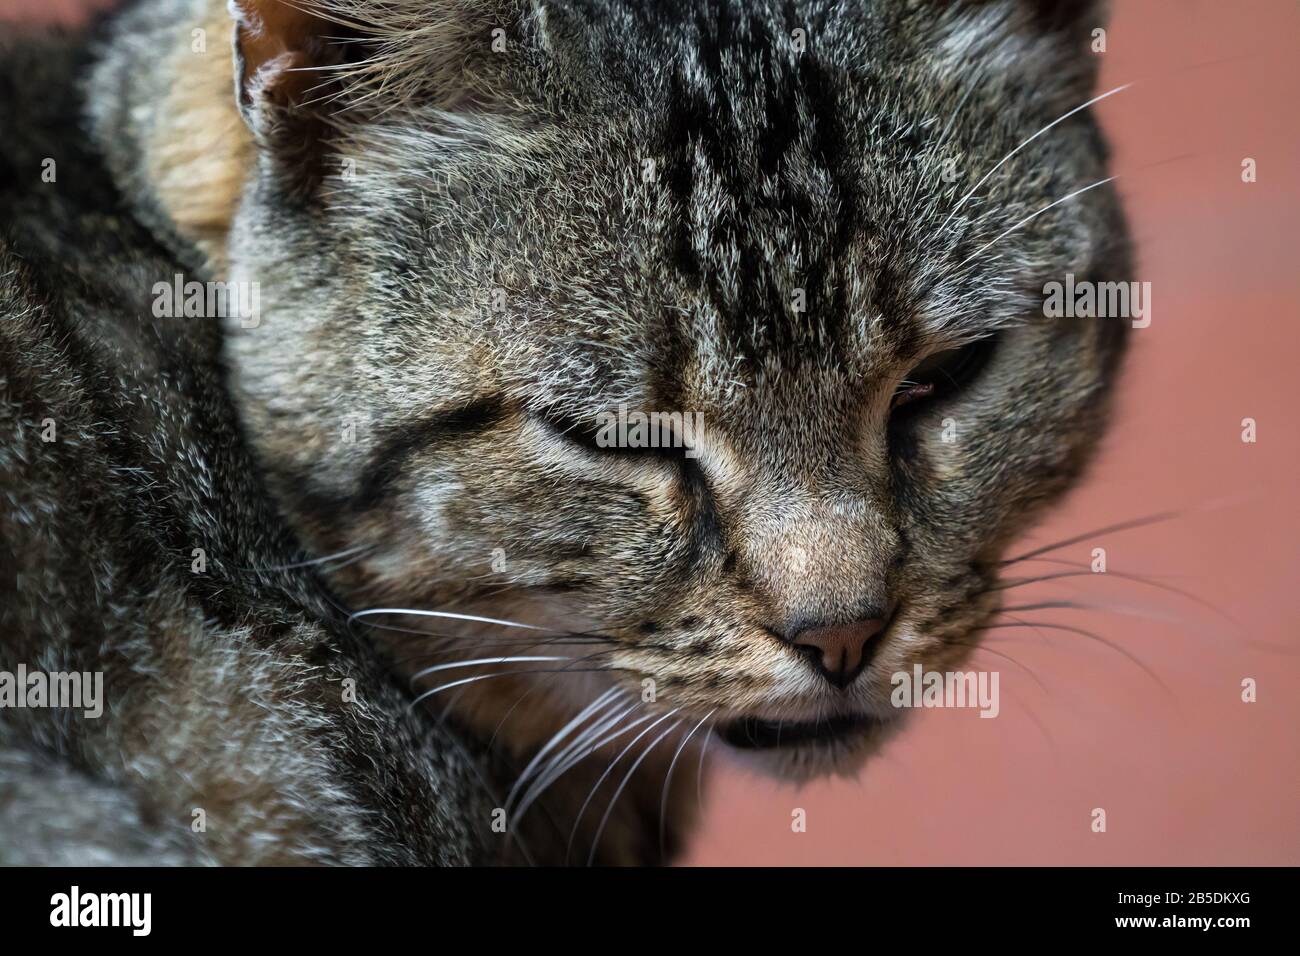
<box><xmin>0</xmin><ymin>866</ymin><xmax>1284</xmax><ymax>941</ymax></box>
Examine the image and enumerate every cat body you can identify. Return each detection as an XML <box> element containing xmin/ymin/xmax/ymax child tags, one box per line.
<box><xmin>0</xmin><ymin>27</ymin><xmax>500</xmax><ymax>865</ymax></box>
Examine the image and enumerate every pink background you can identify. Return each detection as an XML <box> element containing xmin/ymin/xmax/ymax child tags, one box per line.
<box><xmin>5</xmin><ymin>0</ymin><xmax>1296</xmax><ymax>865</ymax></box>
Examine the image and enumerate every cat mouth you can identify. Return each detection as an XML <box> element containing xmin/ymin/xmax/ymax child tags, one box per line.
<box><xmin>717</xmin><ymin>713</ymin><xmax>876</xmax><ymax>751</ymax></box>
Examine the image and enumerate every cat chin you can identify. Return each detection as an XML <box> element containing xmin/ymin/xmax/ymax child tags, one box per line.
<box><xmin>711</xmin><ymin>711</ymin><xmax>906</xmax><ymax>783</ymax></box>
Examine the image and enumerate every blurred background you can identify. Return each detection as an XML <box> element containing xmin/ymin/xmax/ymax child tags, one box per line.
<box><xmin>4</xmin><ymin>0</ymin><xmax>1296</xmax><ymax>865</ymax></box>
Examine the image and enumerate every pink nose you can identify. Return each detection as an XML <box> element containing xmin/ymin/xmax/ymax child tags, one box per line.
<box><xmin>791</xmin><ymin>618</ymin><xmax>888</xmax><ymax>688</ymax></box>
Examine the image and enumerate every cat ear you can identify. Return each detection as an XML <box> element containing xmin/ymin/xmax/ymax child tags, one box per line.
<box><xmin>227</xmin><ymin>0</ymin><xmax>534</xmax><ymax>193</ymax></box>
<box><xmin>228</xmin><ymin>0</ymin><xmax>349</xmax><ymax>192</ymax></box>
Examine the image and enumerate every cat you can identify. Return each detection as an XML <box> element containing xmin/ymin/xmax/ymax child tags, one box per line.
<box><xmin>0</xmin><ymin>0</ymin><xmax>1130</xmax><ymax>865</ymax></box>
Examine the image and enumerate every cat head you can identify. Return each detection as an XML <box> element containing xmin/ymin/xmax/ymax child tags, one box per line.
<box><xmin>204</xmin><ymin>0</ymin><xmax>1129</xmax><ymax>778</ymax></box>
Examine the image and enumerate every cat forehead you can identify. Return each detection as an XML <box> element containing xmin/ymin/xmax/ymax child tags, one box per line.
<box><xmin>473</xmin><ymin>147</ymin><xmax>1004</xmax><ymax>404</ymax></box>
<box><xmin>487</xmin><ymin>278</ymin><xmax>962</xmax><ymax>416</ymax></box>
<box><xmin>496</xmin><ymin>113</ymin><xmax>976</xmax><ymax>387</ymax></box>
<box><xmin>373</xmin><ymin>1</ymin><xmax>1092</xmax><ymax>399</ymax></box>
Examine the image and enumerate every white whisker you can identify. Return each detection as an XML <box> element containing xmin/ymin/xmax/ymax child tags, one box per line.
<box><xmin>658</xmin><ymin>709</ymin><xmax>715</xmax><ymax>861</ymax></box>
<box><xmin>409</xmin><ymin>664</ymin><xmax>604</xmax><ymax>709</ymax></box>
<box><xmin>408</xmin><ymin>656</ymin><xmax>569</xmax><ymax>682</ymax></box>
<box><xmin>566</xmin><ymin>708</ymin><xmax>680</xmax><ymax>864</ymax></box>
<box><xmin>955</xmin><ymin>175</ymin><xmax>1117</xmax><ymax>268</ymax></box>
<box><xmin>237</xmin><ymin>544</ymin><xmax>373</xmax><ymax>573</ymax></box>
<box><xmin>588</xmin><ymin>718</ymin><xmax>684</xmax><ymax>866</ymax></box>
<box><xmin>696</xmin><ymin>723</ymin><xmax>713</xmax><ymax>816</ymax></box>
<box><xmin>937</xmin><ymin>82</ymin><xmax>1132</xmax><ymax>235</ymax></box>
<box><xmin>511</xmin><ymin>705</ymin><xmax>651</xmax><ymax>825</ymax></box>
<box><xmin>505</xmin><ymin>687</ymin><xmax>623</xmax><ymax>812</ymax></box>
<box><xmin>352</xmin><ymin>607</ymin><xmax>546</xmax><ymax>630</ymax></box>
<box><xmin>409</xmin><ymin>672</ymin><xmax>511</xmax><ymax>704</ymax></box>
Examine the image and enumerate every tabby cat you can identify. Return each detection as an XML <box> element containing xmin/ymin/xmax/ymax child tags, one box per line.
<box><xmin>0</xmin><ymin>0</ymin><xmax>1129</xmax><ymax>865</ymax></box>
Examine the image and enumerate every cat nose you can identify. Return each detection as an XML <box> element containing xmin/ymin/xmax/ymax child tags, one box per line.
<box><xmin>788</xmin><ymin>617</ymin><xmax>889</xmax><ymax>689</ymax></box>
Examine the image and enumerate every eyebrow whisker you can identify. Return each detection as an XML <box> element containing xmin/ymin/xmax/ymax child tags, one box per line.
<box><xmin>956</xmin><ymin>175</ymin><xmax>1118</xmax><ymax>268</ymax></box>
<box><xmin>937</xmin><ymin>82</ymin><xmax>1133</xmax><ymax>236</ymax></box>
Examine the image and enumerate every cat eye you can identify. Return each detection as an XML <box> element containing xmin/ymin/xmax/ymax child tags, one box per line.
<box><xmin>536</xmin><ymin>408</ymin><xmax>606</xmax><ymax>453</ymax></box>
<box><xmin>891</xmin><ymin>335</ymin><xmax>998</xmax><ymax>413</ymax></box>
<box><xmin>536</xmin><ymin>406</ymin><xmax>698</xmax><ymax>462</ymax></box>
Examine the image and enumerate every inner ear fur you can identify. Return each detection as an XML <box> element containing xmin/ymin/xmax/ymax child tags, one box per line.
<box><xmin>229</xmin><ymin>0</ymin><xmax>357</xmax><ymax>195</ymax></box>
<box><xmin>230</xmin><ymin>0</ymin><xmax>349</xmax><ymax>114</ymax></box>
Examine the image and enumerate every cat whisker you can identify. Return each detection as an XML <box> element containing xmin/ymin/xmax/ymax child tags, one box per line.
<box><xmin>924</xmin><ymin>634</ymin><xmax>1059</xmax><ymax>753</ymax></box>
<box><xmin>988</xmin><ymin>615</ymin><xmax>1174</xmax><ymax>700</ymax></box>
<box><xmin>377</xmin><ymin>627</ymin><xmax>606</xmax><ymax>661</ymax></box>
<box><xmin>351</xmin><ymin>605</ymin><xmax>625</xmax><ymax>647</ymax></box>
<box><xmin>1008</xmin><ymin>556</ymin><xmax>1110</xmax><ymax>570</ymax></box>
<box><xmin>588</xmin><ymin>717</ymin><xmax>685</xmax><ymax>866</ymax></box>
<box><xmin>496</xmin><ymin>686</ymin><xmax>629</xmax><ymax>858</ymax></box>
<box><xmin>510</xmin><ymin>704</ymin><xmax>654</xmax><ymax>828</ymax></box>
<box><xmin>407</xmin><ymin>655</ymin><xmax>571</xmax><ymax>683</ymax></box>
<box><xmin>521</xmin><ymin>703</ymin><xmax>648</xmax><ymax>809</ymax></box>
<box><xmin>388</xmin><ymin>639</ymin><xmax>591</xmax><ymax>680</ymax></box>
<box><xmin>990</xmin><ymin>567</ymin><xmax>1241</xmax><ymax>627</ymax></box>
<box><xmin>501</xmin><ymin>697</ymin><xmax>639</xmax><ymax>863</ymax></box>
<box><xmin>408</xmin><ymin>664</ymin><xmax>624</xmax><ymax>710</ymax></box>
<box><xmin>1000</xmin><ymin>509</ymin><xmax>1184</xmax><ymax>565</ymax></box>
<box><xmin>956</xmin><ymin>175</ymin><xmax>1118</xmax><ymax>268</ymax></box>
<box><xmin>998</xmin><ymin>686</ymin><xmax>1058</xmax><ymax>756</ymax></box>
<box><xmin>345</xmin><ymin>632</ymin><xmax>539</xmax><ymax>865</ymax></box>
<box><xmin>504</xmin><ymin>687</ymin><xmax>624</xmax><ymax>813</ymax></box>
<box><xmin>999</xmin><ymin>598</ymin><xmax>1179</xmax><ymax>624</ymax></box>
<box><xmin>566</xmin><ymin>708</ymin><xmax>681</xmax><ymax>865</ymax></box>
<box><xmin>944</xmin><ymin>637</ymin><xmax>1051</xmax><ymax>695</ymax></box>
<box><xmin>696</xmin><ymin>721</ymin><xmax>715</xmax><ymax>818</ymax></box>
<box><xmin>420</xmin><ymin>647</ymin><xmax>626</xmax><ymax>724</ymax></box>
<box><xmin>383</xmin><ymin>627</ymin><xmax>604</xmax><ymax>653</ymax></box>
<box><xmin>937</xmin><ymin>82</ymin><xmax>1132</xmax><ymax>235</ymax></box>
<box><xmin>658</xmin><ymin>709</ymin><xmax>716</xmax><ymax>864</ymax></box>
<box><xmin>921</xmin><ymin>79</ymin><xmax>978</xmax><ymax>214</ymax></box>
<box><xmin>352</xmin><ymin>607</ymin><xmax>547</xmax><ymax>630</ymax></box>
<box><xmin>1000</xmin><ymin>592</ymin><xmax>1300</xmax><ymax>657</ymax></box>
<box><xmin>484</xmin><ymin>647</ymin><xmax>623</xmax><ymax>753</ymax></box>
<box><xmin>236</xmin><ymin>543</ymin><xmax>375</xmax><ymax>573</ymax></box>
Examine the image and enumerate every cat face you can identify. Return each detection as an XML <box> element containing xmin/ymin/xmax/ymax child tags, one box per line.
<box><xmin>225</xmin><ymin>0</ymin><xmax>1128</xmax><ymax>778</ymax></box>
